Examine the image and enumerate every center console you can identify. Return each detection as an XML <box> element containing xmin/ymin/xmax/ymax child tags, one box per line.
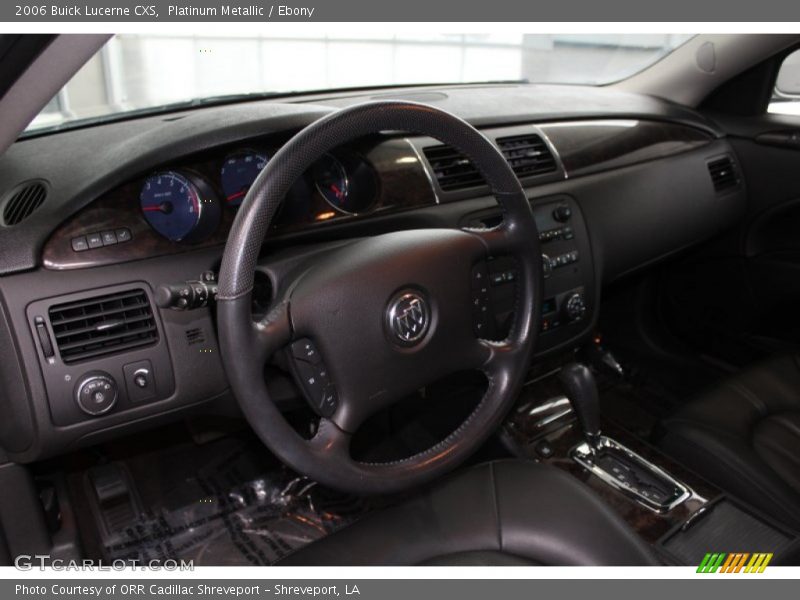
<box><xmin>464</xmin><ymin>194</ymin><xmax>595</xmax><ymax>351</ymax></box>
<box><xmin>502</xmin><ymin>360</ymin><xmax>800</xmax><ymax>564</ymax></box>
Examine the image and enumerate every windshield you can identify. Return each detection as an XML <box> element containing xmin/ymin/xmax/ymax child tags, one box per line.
<box><xmin>27</xmin><ymin>33</ymin><xmax>692</xmax><ymax>134</ymax></box>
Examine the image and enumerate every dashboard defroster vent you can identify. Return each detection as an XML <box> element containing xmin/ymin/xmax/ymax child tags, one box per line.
<box><xmin>496</xmin><ymin>134</ymin><xmax>557</xmax><ymax>178</ymax></box>
<box><xmin>422</xmin><ymin>144</ymin><xmax>483</xmax><ymax>191</ymax></box>
<box><xmin>48</xmin><ymin>289</ymin><xmax>158</xmax><ymax>364</ymax></box>
<box><xmin>2</xmin><ymin>181</ymin><xmax>47</xmax><ymax>226</ymax></box>
<box><xmin>707</xmin><ymin>156</ymin><xmax>740</xmax><ymax>193</ymax></box>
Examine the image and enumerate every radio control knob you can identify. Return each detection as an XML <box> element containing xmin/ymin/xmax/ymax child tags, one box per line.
<box><xmin>564</xmin><ymin>292</ymin><xmax>587</xmax><ymax>322</ymax></box>
<box><xmin>553</xmin><ymin>205</ymin><xmax>573</xmax><ymax>222</ymax></box>
<box><xmin>74</xmin><ymin>371</ymin><xmax>118</xmax><ymax>416</ymax></box>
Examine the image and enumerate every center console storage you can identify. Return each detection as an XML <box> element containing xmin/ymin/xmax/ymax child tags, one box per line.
<box><xmin>660</xmin><ymin>498</ymin><xmax>800</xmax><ymax>566</ymax></box>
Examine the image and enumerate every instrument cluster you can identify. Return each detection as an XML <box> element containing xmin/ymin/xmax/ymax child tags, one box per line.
<box><xmin>139</xmin><ymin>148</ymin><xmax>378</xmax><ymax>243</ymax></box>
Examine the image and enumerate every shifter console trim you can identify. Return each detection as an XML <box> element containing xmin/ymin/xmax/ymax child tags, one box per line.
<box><xmin>572</xmin><ymin>436</ymin><xmax>692</xmax><ymax>514</ymax></box>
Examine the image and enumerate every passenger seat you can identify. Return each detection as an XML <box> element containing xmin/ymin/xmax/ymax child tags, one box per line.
<box><xmin>659</xmin><ymin>355</ymin><xmax>800</xmax><ymax>531</ymax></box>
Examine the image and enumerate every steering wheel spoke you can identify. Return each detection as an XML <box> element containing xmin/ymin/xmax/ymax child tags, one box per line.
<box><xmin>468</xmin><ymin>337</ymin><xmax>518</xmax><ymax>374</ymax></box>
<box><xmin>309</xmin><ymin>418</ymin><xmax>352</xmax><ymax>459</ymax></box>
<box><xmin>464</xmin><ymin>225</ymin><xmax>509</xmax><ymax>259</ymax></box>
<box><xmin>252</xmin><ymin>299</ymin><xmax>292</xmax><ymax>363</ymax></box>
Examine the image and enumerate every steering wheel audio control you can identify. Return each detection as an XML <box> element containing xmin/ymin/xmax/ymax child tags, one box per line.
<box><xmin>289</xmin><ymin>338</ymin><xmax>339</xmax><ymax>417</ymax></box>
<box><xmin>74</xmin><ymin>371</ymin><xmax>118</xmax><ymax>416</ymax></box>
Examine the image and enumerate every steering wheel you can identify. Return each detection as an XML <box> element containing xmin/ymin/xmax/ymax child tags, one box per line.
<box><xmin>217</xmin><ymin>101</ymin><xmax>542</xmax><ymax>495</ymax></box>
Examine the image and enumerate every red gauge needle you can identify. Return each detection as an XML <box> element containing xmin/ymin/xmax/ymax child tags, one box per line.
<box><xmin>227</xmin><ymin>190</ymin><xmax>247</xmax><ymax>202</ymax></box>
<box><xmin>142</xmin><ymin>202</ymin><xmax>174</xmax><ymax>214</ymax></box>
<box><xmin>330</xmin><ymin>184</ymin><xmax>343</xmax><ymax>199</ymax></box>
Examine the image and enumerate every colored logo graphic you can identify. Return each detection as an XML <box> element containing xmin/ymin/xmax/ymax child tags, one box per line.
<box><xmin>697</xmin><ymin>552</ymin><xmax>773</xmax><ymax>573</ymax></box>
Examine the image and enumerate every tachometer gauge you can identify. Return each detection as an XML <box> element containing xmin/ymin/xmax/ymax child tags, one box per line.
<box><xmin>220</xmin><ymin>150</ymin><xmax>269</xmax><ymax>207</ymax></box>
<box><xmin>140</xmin><ymin>171</ymin><xmax>220</xmax><ymax>242</ymax></box>
<box><xmin>313</xmin><ymin>154</ymin><xmax>354</xmax><ymax>213</ymax></box>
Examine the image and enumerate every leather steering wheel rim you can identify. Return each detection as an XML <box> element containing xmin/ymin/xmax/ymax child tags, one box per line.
<box><xmin>217</xmin><ymin>100</ymin><xmax>543</xmax><ymax>494</ymax></box>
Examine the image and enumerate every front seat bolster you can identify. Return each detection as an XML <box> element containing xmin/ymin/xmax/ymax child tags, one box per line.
<box><xmin>660</xmin><ymin>355</ymin><xmax>800</xmax><ymax>531</ymax></box>
<box><xmin>278</xmin><ymin>460</ymin><xmax>657</xmax><ymax>566</ymax></box>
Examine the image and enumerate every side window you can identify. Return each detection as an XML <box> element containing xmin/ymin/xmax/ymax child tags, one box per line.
<box><xmin>769</xmin><ymin>49</ymin><xmax>800</xmax><ymax>115</ymax></box>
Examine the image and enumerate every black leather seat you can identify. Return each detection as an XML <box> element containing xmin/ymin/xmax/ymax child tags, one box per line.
<box><xmin>279</xmin><ymin>460</ymin><xmax>656</xmax><ymax>566</ymax></box>
<box><xmin>660</xmin><ymin>355</ymin><xmax>800</xmax><ymax>531</ymax></box>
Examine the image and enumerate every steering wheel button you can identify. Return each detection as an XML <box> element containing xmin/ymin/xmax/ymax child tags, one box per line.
<box><xmin>290</xmin><ymin>338</ymin><xmax>321</xmax><ymax>364</ymax></box>
<box><xmin>471</xmin><ymin>263</ymin><xmax>489</xmax><ymax>289</ymax></box>
<box><xmin>319</xmin><ymin>385</ymin><xmax>338</xmax><ymax>416</ymax></box>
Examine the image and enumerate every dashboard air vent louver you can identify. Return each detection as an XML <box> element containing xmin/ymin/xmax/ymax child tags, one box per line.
<box><xmin>48</xmin><ymin>289</ymin><xmax>158</xmax><ymax>364</ymax></box>
<box><xmin>2</xmin><ymin>181</ymin><xmax>47</xmax><ymax>226</ymax></box>
<box><xmin>422</xmin><ymin>145</ymin><xmax>484</xmax><ymax>191</ymax></box>
<box><xmin>707</xmin><ymin>156</ymin><xmax>740</xmax><ymax>193</ymax></box>
<box><xmin>496</xmin><ymin>134</ymin><xmax>557</xmax><ymax>178</ymax></box>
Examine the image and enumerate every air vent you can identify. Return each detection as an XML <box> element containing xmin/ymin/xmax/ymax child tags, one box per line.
<box><xmin>707</xmin><ymin>156</ymin><xmax>740</xmax><ymax>193</ymax></box>
<box><xmin>422</xmin><ymin>145</ymin><xmax>484</xmax><ymax>191</ymax></box>
<box><xmin>2</xmin><ymin>181</ymin><xmax>47</xmax><ymax>226</ymax></box>
<box><xmin>496</xmin><ymin>134</ymin><xmax>557</xmax><ymax>178</ymax></box>
<box><xmin>48</xmin><ymin>289</ymin><xmax>158</xmax><ymax>364</ymax></box>
<box><xmin>423</xmin><ymin>133</ymin><xmax>558</xmax><ymax>192</ymax></box>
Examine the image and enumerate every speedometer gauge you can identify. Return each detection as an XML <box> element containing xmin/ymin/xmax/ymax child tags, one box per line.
<box><xmin>140</xmin><ymin>171</ymin><xmax>220</xmax><ymax>242</ymax></box>
<box><xmin>221</xmin><ymin>150</ymin><xmax>268</xmax><ymax>207</ymax></box>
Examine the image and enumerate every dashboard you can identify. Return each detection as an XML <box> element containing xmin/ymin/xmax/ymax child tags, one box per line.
<box><xmin>41</xmin><ymin>137</ymin><xmax>434</xmax><ymax>270</ymax></box>
<box><xmin>0</xmin><ymin>83</ymin><xmax>748</xmax><ymax>463</ymax></box>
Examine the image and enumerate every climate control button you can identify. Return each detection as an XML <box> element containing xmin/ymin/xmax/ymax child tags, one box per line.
<box><xmin>564</xmin><ymin>292</ymin><xmax>587</xmax><ymax>322</ymax></box>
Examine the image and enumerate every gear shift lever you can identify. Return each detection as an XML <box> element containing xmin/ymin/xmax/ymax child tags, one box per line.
<box><xmin>558</xmin><ymin>362</ymin><xmax>691</xmax><ymax>512</ymax></box>
<box><xmin>558</xmin><ymin>362</ymin><xmax>601</xmax><ymax>449</ymax></box>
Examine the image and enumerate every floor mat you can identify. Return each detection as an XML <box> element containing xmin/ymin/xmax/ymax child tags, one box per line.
<box><xmin>80</xmin><ymin>434</ymin><xmax>386</xmax><ymax>566</ymax></box>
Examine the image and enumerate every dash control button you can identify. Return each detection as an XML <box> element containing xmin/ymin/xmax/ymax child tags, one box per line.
<box><xmin>123</xmin><ymin>359</ymin><xmax>157</xmax><ymax>403</ymax></box>
<box><xmin>115</xmin><ymin>228</ymin><xmax>132</xmax><ymax>243</ymax></box>
<box><xmin>74</xmin><ymin>372</ymin><xmax>118</xmax><ymax>416</ymax></box>
<box><xmin>101</xmin><ymin>230</ymin><xmax>118</xmax><ymax>246</ymax></box>
<box><xmin>71</xmin><ymin>236</ymin><xmax>89</xmax><ymax>252</ymax></box>
<box><xmin>87</xmin><ymin>232</ymin><xmax>103</xmax><ymax>249</ymax></box>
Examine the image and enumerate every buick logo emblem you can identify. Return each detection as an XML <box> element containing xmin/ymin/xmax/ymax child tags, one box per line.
<box><xmin>387</xmin><ymin>292</ymin><xmax>430</xmax><ymax>346</ymax></box>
